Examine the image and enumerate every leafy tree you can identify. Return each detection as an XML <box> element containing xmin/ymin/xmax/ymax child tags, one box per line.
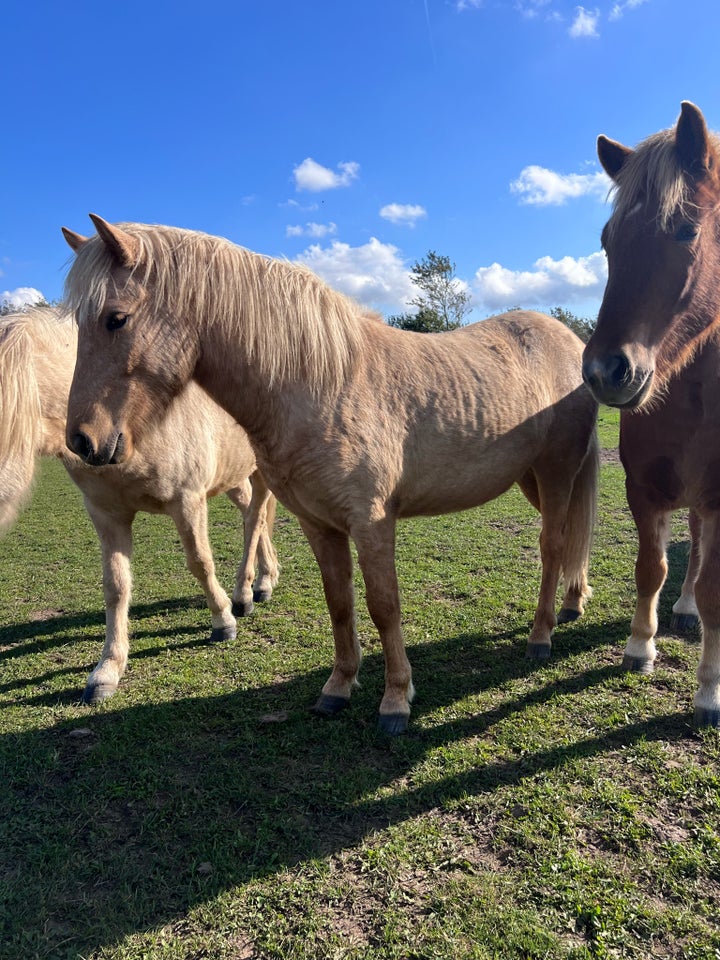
<box><xmin>549</xmin><ymin>306</ymin><xmax>595</xmax><ymax>343</ymax></box>
<box><xmin>388</xmin><ymin>250</ymin><xmax>471</xmax><ymax>333</ymax></box>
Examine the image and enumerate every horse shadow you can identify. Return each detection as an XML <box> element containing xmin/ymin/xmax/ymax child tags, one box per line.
<box><xmin>0</xmin><ymin>600</ymin><xmax>693</xmax><ymax>959</ymax></box>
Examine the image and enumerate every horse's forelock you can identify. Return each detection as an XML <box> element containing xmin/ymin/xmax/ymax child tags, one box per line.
<box><xmin>608</xmin><ymin>126</ymin><xmax>720</xmax><ymax>238</ymax></box>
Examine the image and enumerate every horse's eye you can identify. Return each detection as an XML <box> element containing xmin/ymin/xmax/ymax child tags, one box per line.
<box><xmin>106</xmin><ymin>312</ymin><xmax>129</xmax><ymax>331</ymax></box>
<box><xmin>674</xmin><ymin>222</ymin><xmax>698</xmax><ymax>244</ymax></box>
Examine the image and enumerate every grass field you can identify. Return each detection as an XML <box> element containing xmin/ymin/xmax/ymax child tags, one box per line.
<box><xmin>1</xmin><ymin>408</ymin><xmax>718</xmax><ymax>959</ymax></box>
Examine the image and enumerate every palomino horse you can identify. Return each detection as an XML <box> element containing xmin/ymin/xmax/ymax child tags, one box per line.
<box><xmin>0</xmin><ymin>305</ymin><xmax>279</xmax><ymax>704</ymax></box>
<box><xmin>583</xmin><ymin>101</ymin><xmax>720</xmax><ymax>728</ymax></box>
<box><xmin>62</xmin><ymin>215</ymin><xmax>599</xmax><ymax>734</ymax></box>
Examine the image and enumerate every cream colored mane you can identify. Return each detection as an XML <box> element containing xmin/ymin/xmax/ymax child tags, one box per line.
<box><xmin>607</xmin><ymin>126</ymin><xmax>720</xmax><ymax>238</ymax></box>
<box><xmin>65</xmin><ymin>224</ymin><xmax>365</xmax><ymax>394</ymax></box>
<box><xmin>0</xmin><ymin>305</ymin><xmax>76</xmax><ymax>530</ymax></box>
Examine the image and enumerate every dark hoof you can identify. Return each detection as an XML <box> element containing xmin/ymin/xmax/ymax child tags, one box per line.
<box><xmin>82</xmin><ymin>683</ymin><xmax>117</xmax><ymax>705</ymax></box>
<box><xmin>209</xmin><ymin>625</ymin><xmax>237</xmax><ymax>643</ymax></box>
<box><xmin>694</xmin><ymin>706</ymin><xmax>720</xmax><ymax>729</ymax></box>
<box><xmin>670</xmin><ymin>613</ymin><xmax>699</xmax><ymax>633</ymax></box>
<box><xmin>557</xmin><ymin>607</ymin><xmax>581</xmax><ymax>625</ymax></box>
<box><xmin>253</xmin><ymin>588</ymin><xmax>272</xmax><ymax>604</ymax></box>
<box><xmin>311</xmin><ymin>694</ymin><xmax>350</xmax><ymax>717</ymax></box>
<box><xmin>526</xmin><ymin>642</ymin><xmax>551</xmax><ymax>661</ymax></box>
<box><xmin>378</xmin><ymin>712</ymin><xmax>409</xmax><ymax>736</ymax></box>
<box><xmin>232</xmin><ymin>599</ymin><xmax>255</xmax><ymax>618</ymax></box>
<box><xmin>621</xmin><ymin>654</ymin><xmax>654</xmax><ymax>675</ymax></box>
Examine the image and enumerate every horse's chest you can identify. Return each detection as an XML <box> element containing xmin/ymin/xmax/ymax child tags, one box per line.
<box><xmin>620</xmin><ymin>363</ymin><xmax>720</xmax><ymax>510</ymax></box>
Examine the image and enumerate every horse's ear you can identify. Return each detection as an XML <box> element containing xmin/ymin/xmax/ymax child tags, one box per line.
<box><xmin>88</xmin><ymin>214</ymin><xmax>140</xmax><ymax>268</ymax></box>
<box><xmin>676</xmin><ymin>101</ymin><xmax>713</xmax><ymax>176</ymax></box>
<box><xmin>61</xmin><ymin>227</ymin><xmax>89</xmax><ymax>253</ymax></box>
<box><xmin>597</xmin><ymin>135</ymin><xmax>633</xmax><ymax>180</ymax></box>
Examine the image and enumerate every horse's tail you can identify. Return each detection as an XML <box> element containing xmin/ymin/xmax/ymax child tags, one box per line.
<box><xmin>559</xmin><ymin>426</ymin><xmax>599</xmax><ymax>619</ymax></box>
<box><xmin>0</xmin><ymin>314</ymin><xmax>43</xmax><ymax>535</ymax></box>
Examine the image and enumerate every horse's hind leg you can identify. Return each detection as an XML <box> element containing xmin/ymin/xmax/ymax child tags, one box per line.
<box><xmin>83</xmin><ymin>504</ymin><xmax>134</xmax><ymax>704</ymax></box>
<box><xmin>623</xmin><ymin>485</ymin><xmax>670</xmax><ymax>675</ymax></box>
<box><xmin>167</xmin><ymin>494</ymin><xmax>236</xmax><ymax>642</ymax></box>
<box><xmin>299</xmin><ymin>518</ymin><xmax>363</xmax><ymax>718</ymax></box>
<box><xmin>228</xmin><ymin>471</ymin><xmax>279</xmax><ymax>616</ymax></box>
<box><xmin>254</xmin><ymin>482</ymin><xmax>280</xmax><ymax>603</ymax></box>
<box><xmin>518</xmin><ymin>471</ymin><xmax>570</xmax><ymax>660</ymax></box>
<box><xmin>693</xmin><ymin>512</ymin><xmax>720</xmax><ymax>728</ymax></box>
<box><xmin>671</xmin><ymin>509</ymin><xmax>701</xmax><ymax>632</ymax></box>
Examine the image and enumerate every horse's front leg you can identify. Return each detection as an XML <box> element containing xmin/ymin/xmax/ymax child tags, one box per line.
<box><xmin>299</xmin><ymin>519</ymin><xmax>362</xmax><ymax>715</ymax></box>
<box><xmin>83</xmin><ymin>503</ymin><xmax>135</xmax><ymax>704</ymax></box>
<box><xmin>353</xmin><ymin>518</ymin><xmax>414</xmax><ymax>735</ymax></box>
<box><xmin>693</xmin><ymin>512</ymin><xmax>720</xmax><ymax>728</ymax></box>
<box><xmin>167</xmin><ymin>494</ymin><xmax>236</xmax><ymax>642</ymax></box>
<box><xmin>623</xmin><ymin>484</ymin><xmax>670</xmax><ymax>674</ymax></box>
<box><xmin>671</xmin><ymin>509</ymin><xmax>701</xmax><ymax>632</ymax></box>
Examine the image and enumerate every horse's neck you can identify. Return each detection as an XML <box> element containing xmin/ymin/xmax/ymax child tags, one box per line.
<box><xmin>194</xmin><ymin>336</ymin><xmax>288</xmax><ymax>451</ymax></box>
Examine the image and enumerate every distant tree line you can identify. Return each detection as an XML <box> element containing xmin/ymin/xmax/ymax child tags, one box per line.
<box><xmin>386</xmin><ymin>248</ymin><xmax>596</xmax><ymax>342</ymax></box>
<box><xmin>0</xmin><ymin>298</ymin><xmax>53</xmax><ymax>316</ymax></box>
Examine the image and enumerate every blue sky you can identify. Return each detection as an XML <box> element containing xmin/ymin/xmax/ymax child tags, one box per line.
<box><xmin>2</xmin><ymin>0</ymin><xmax>718</xmax><ymax>321</ymax></box>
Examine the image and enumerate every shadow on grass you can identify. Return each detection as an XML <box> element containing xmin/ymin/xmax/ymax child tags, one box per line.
<box><xmin>0</xmin><ymin>600</ymin><xmax>696</xmax><ymax>959</ymax></box>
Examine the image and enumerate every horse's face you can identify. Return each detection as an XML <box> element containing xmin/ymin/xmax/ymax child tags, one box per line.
<box><xmin>583</xmin><ymin>101</ymin><xmax>720</xmax><ymax>409</ymax></box>
<box><xmin>64</xmin><ymin>217</ymin><xmax>198</xmax><ymax>465</ymax></box>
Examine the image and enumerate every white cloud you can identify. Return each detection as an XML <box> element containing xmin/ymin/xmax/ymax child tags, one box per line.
<box><xmin>474</xmin><ymin>252</ymin><xmax>607</xmax><ymax>311</ymax></box>
<box><xmin>511</xmin><ymin>165</ymin><xmax>610</xmax><ymax>205</ymax></box>
<box><xmin>295</xmin><ymin>238</ymin><xmax>415</xmax><ymax>312</ymax></box>
<box><xmin>515</xmin><ymin>0</ymin><xmax>555</xmax><ymax>18</ymax></box>
<box><xmin>1</xmin><ymin>287</ymin><xmax>45</xmax><ymax>310</ymax></box>
<box><xmin>293</xmin><ymin>157</ymin><xmax>360</xmax><ymax>192</ymax></box>
<box><xmin>610</xmin><ymin>0</ymin><xmax>649</xmax><ymax>19</ymax></box>
<box><xmin>281</xmin><ymin>199</ymin><xmax>319</xmax><ymax>212</ymax></box>
<box><xmin>285</xmin><ymin>222</ymin><xmax>338</xmax><ymax>239</ymax></box>
<box><xmin>569</xmin><ymin>6</ymin><xmax>600</xmax><ymax>37</ymax></box>
<box><xmin>379</xmin><ymin>203</ymin><xmax>427</xmax><ymax>227</ymax></box>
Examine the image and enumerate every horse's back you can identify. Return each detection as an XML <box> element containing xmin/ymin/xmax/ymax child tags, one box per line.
<box><xmin>355</xmin><ymin>311</ymin><xmax>597</xmax><ymax>519</ymax></box>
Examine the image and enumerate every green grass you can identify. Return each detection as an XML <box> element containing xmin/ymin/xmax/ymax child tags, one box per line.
<box><xmin>1</xmin><ymin>443</ymin><xmax>718</xmax><ymax>960</ymax></box>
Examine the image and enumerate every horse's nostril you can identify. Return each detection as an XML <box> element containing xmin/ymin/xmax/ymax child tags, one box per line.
<box><xmin>582</xmin><ymin>353</ymin><xmax>632</xmax><ymax>393</ymax></box>
<box><xmin>70</xmin><ymin>432</ymin><xmax>94</xmax><ymax>462</ymax></box>
<box><xmin>609</xmin><ymin>352</ymin><xmax>633</xmax><ymax>387</ymax></box>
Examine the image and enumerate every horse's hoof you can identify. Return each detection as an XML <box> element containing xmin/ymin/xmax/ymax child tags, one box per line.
<box><xmin>557</xmin><ymin>607</ymin><xmax>581</xmax><ymax>624</ymax></box>
<box><xmin>621</xmin><ymin>654</ymin><xmax>654</xmax><ymax>675</ymax></box>
<box><xmin>232</xmin><ymin>599</ymin><xmax>255</xmax><ymax>618</ymax></box>
<box><xmin>209</xmin><ymin>625</ymin><xmax>237</xmax><ymax>643</ymax></box>
<box><xmin>526</xmin><ymin>642</ymin><xmax>551</xmax><ymax>661</ymax></box>
<box><xmin>670</xmin><ymin>613</ymin><xmax>699</xmax><ymax>633</ymax></box>
<box><xmin>253</xmin><ymin>588</ymin><xmax>273</xmax><ymax>604</ymax></box>
<box><xmin>82</xmin><ymin>682</ymin><xmax>117</xmax><ymax>705</ymax></box>
<box><xmin>378</xmin><ymin>712</ymin><xmax>409</xmax><ymax>736</ymax></box>
<box><xmin>311</xmin><ymin>694</ymin><xmax>350</xmax><ymax>717</ymax></box>
<box><xmin>694</xmin><ymin>705</ymin><xmax>720</xmax><ymax>729</ymax></box>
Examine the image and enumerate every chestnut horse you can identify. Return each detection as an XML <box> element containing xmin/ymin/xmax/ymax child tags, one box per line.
<box><xmin>62</xmin><ymin>215</ymin><xmax>599</xmax><ymax>734</ymax></box>
<box><xmin>0</xmin><ymin>305</ymin><xmax>279</xmax><ymax>703</ymax></box>
<box><xmin>583</xmin><ymin>101</ymin><xmax>720</xmax><ymax>728</ymax></box>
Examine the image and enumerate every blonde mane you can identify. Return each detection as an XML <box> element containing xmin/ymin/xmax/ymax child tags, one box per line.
<box><xmin>65</xmin><ymin>224</ymin><xmax>365</xmax><ymax>394</ymax></box>
<box><xmin>607</xmin><ymin>126</ymin><xmax>720</xmax><ymax>238</ymax></box>
<box><xmin>0</xmin><ymin>305</ymin><xmax>76</xmax><ymax>530</ymax></box>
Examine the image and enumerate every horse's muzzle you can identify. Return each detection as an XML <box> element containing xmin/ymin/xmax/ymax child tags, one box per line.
<box><xmin>68</xmin><ymin>430</ymin><xmax>126</xmax><ymax>466</ymax></box>
<box><xmin>581</xmin><ymin>352</ymin><xmax>653</xmax><ymax>409</ymax></box>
